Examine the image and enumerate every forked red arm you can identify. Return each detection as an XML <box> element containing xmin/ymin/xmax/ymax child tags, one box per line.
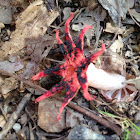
<box><xmin>31</xmin><ymin>71</ymin><xmax>47</xmax><ymax>81</ymax></box>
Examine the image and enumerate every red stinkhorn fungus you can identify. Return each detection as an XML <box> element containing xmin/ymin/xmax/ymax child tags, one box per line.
<box><xmin>31</xmin><ymin>12</ymin><xmax>105</xmax><ymax>120</ymax></box>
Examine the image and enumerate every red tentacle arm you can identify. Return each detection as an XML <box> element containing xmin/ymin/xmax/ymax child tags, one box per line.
<box><xmin>31</xmin><ymin>65</ymin><xmax>63</xmax><ymax>81</ymax></box>
<box><xmin>78</xmin><ymin>25</ymin><xmax>92</xmax><ymax>51</ymax></box>
<box><xmin>35</xmin><ymin>80</ymin><xmax>66</xmax><ymax>103</ymax></box>
<box><xmin>65</xmin><ymin>12</ymin><xmax>76</xmax><ymax>60</ymax></box>
<box><xmin>81</xmin><ymin>82</ymin><xmax>94</xmax><ymax>100</ymax></box>
<box><xmin>86</xmin><ymin>43</ymin><xmax>105</xmax><ymax>63</ymax></box>
<box><xmin>77</xmin><ymin>72</ymin><xmax>94</xmax><ymax>100</ymax></box>
<box><xmin>57</xmin><ymin>83</ymin><xmax>80</xmax><ymax>120</ymax></box>
<box><xmin>31</xmin><ymin>71</ymin><xmax>48</xmax><ymax>81</ymax></box>
<box><xmin>65</xmin><ymin>12</ymin><xmax>74</xmax><ymax>42</ymax></box>
<box><xmin>54</xmin><ymin>29</ymin><xmax>70</xmax><ymax>61</ymax></box>
<box><xmin>54</xmin><ymin>29</ymin><xmax>63</xmax><ymax>44</ymax></box>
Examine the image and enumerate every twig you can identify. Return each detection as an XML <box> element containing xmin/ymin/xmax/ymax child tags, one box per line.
<box><xmin>0</xmin><ymin>93</ymin><xmax>31</xmax><ymax>139</ymax></box>
<box><xmin>68</xmin><ymin>101</ymin><xmax>121</xmax><ymax>135</ymax></box>
<box><xmin>0</xmin><ymin>103</ymin><xmax>7</xmax><ymax>121</ymax></box>
<box><xmin>106</xmin><ymin>0</ymin><xmax>121</xmax><ymax>49</ymax></box>
<box><xmin>128</xmin><ymin>9</ymin><xmax>140</xmax><ymax>27</ymax></box>
<box><xmin>94</xmin><ymin>27</ymin><xmax>103</xmax><ymax>49</ymax></box>
<box><xmin>0</xmin><ymin>69</ymin><xmax>122</xmax><ymax>135</ymax></box>
<box><xmin>56</xmin><ymin>0</ymin><xmax>58</xmax><ymax>9</ymax></box>
<box><xmin>90</xmin><ymin>27</ymin><xmax>103</xmax><ymax>54</ymax></box>
<box><xmin>0</xmin><ymin>69</ymin><xmax>47</xmax><ymax>93</ymax></box>
<box><xmin>46</xmin><ymin>58</ymin><xmax>64</xmax><ymax>64</ymax></box>
<box><xmin>25</xmin><ymin>107</ymin><xmax>42</xmax><ymax>140</ymax></box>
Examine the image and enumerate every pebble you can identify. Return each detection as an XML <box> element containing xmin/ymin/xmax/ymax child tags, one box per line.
<box><xmin>66</xmin><ymin>108</ymin><xmax>84</xmax><ymax>128</ymax></box>
<box><xmin>67</xmin><ymin>125</ymin><xmax>105</xmax><ymax>140</ymax></box>
<box><xmin>67</xmin><ymin>125</ymin><xmax>120</xmax><ymax>140</ymax></box>
<box><xmin>38</xmin><ymin>98</ymin><xmax>66</xmax><ymax>133</ymax></box>
<box><xmin>13</xmin><ymin>123</ymin><xmax>21</xmax><ymax>133</ymax></box>
<box><xmin>0</xmin><ymin>0</ymin><xmax>12</xmax><ymax>24</ymax></box>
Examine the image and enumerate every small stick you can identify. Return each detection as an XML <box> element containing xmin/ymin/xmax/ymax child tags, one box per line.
<box><xmin>46</xmin><ymin>58</ymin><xmax>64</xmax><ymax>64</ymax></box>
<box><xmin>0</xmin><ymin>104</ymin><xmax>7</xmax><ymax>121</ymax></box>
<box><xmin>94</xmin><ymin>27</ymin><xmax>103</xmax><ymax>49</ymax></box>
<box><xmin>0</xmin><ymin>69</ymin><xmax>47</xmax><ymax>93</ymax></box>
<box><xmin>0</xmin><ymin>69</ymin><xmax>122</xmax><ymax>135</ymax></box>
<box><xmin>0</xmin><ymin>93</ymin><xmax>31</xmax><ymax>139</ymax></box>
<box><xmin>128</xmin><ymin>9</ymin><xmax>140</xmax><ymax>27</ymax></box>
<box><xmin>68</xmin><ymin>101</ymin><xmax>121</xmax><ymax>135</ymax></box>
<box><xmin>25</xmin><ymin>107</ymin><xmax>42</xmax><ymax>140</ymax></box>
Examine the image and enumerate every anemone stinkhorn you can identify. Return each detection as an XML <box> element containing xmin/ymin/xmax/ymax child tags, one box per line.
<box><xmin>31</xmin><ymin>12</ymin><xmax>105</xmax><ymax>120</ymax></box>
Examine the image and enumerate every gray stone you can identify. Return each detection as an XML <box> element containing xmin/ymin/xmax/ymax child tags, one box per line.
<box><xmin>0</xmin><ymin>0</ymin><xmax>12</xmax><ymax>24</ymax></box>
<box><xmin>67</xmin><ymin>125</ymin><xmax>106</xmax><ymax>140</ymax></box>
<box><xmin>38</xmin><ymin>98</ymin><xmax>66</xmax><ymax>133</ymax></box>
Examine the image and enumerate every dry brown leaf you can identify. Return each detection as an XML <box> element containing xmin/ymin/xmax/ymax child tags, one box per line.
<box><xmin>104</xmin><ymin>22</ymin><xmax>126</xmax><ymax>34</ymax></box>
<box><xmin>21</xmin><ymin>35</ymin><xmax>55</xmax><ymax>79</ymax></box>
<box><xmin>0</xmin><ymin>60</ymin><xmax>24</xmax><ymax>73</ymax></box>
<box><xmin>0</xmin><ymin>77</ymin><xmax>18</xmax><ymax>95</ymax></box>
<box><xmin>97</xmin><ymin>50</ymin><xmax>126</xmax><ymax>74</ymax></box>
<box><xmin>128</xmin><ymin>0</ymin><xmax>135</xmax><ymax>8</ymax></box>
<box><xmin>110</xmin><ymin>35</ymin><xmax>123</xmax><ymax>53</ymax></box>
<box><xmin>0</xmin><ymin>0</ymin><xmax>59</xmax><ymax>59</ymax></box>
<box><xmin>98</xmin><ymin>0</ymin><xmax>127</xmax><ymax>23</ymax></box>
<box><xmin>26</xmin><ymin>35</ymin><xmax>54</xmax><ymax>64</ymax></box>
<box><xmin>126</xmin><ymin>76</ymin><xmax>140</xmax><ymax>90</ymax></box>
<box><xmin>129</xmin><ymin>9</ymin><xmax>140</xmax><ymax>22</ymax></box>
<box><xmin>20</xmin><ymin>61</ymin><xmax>36</xmax><ymax>79</ymax></box>
<box><xmin>63</xmin><ymin>7</ymin><xmax>71</xmax><ymax>21</ymax></box>
<box><xmin>87</xmin><ymin>0</ymin><xmax>98</xmax><ymax>10</ymax></box>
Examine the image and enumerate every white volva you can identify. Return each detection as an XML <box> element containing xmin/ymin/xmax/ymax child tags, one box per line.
<box><xmin>87</xmin><ymin>63</ymin><xmax>126</xmax><ymax>90</ymax></box>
